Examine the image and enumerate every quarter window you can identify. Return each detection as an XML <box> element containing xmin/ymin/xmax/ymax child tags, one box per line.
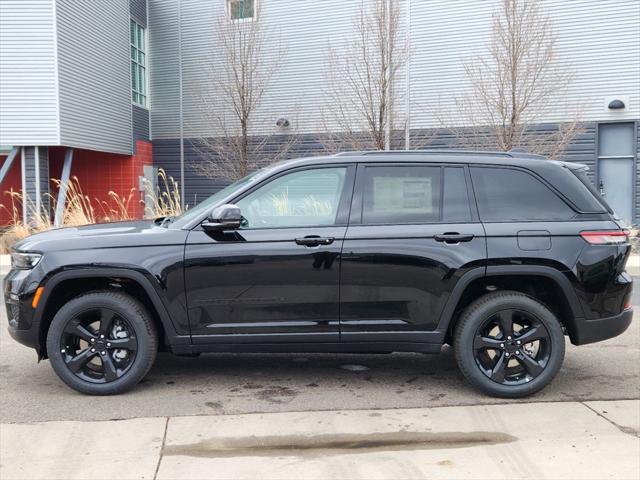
<box><xmin>236</xmin><ymin>167</ymin><xmax>347</xmax><ymax>229</ymax></box>
<box><xmin>228</xmin><ymin>0</ymin><xmax>255</xmax><ymax>20</ymax></box>
<box><xmin>471</xmin><ymin>167</ymin><xmax>575</xmax><ymax>221</ymax></box>
<box><xmin>130</xmin><ymin>19</ymin><xmax>147</xmax><ymax>106</ymax></box>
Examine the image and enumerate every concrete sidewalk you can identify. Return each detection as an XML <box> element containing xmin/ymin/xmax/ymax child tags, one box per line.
<box><xmin>1</xmin><ymin>400</ymin><xmax>638</xmax><ymax>480</ymax></box>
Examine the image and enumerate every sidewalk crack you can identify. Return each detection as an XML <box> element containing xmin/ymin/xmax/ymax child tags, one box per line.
<box><xmin>581</xmin><ymin>402</ymin><xmax>639</xmax><ymax>438</ymax></box>
<box><xmin>154</xmin><ymin>417</ymin><xmax>170</xmax><ymax>480</ymax></box>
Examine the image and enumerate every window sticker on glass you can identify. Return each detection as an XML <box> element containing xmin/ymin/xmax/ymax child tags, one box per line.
<box><xmin>372</xmin><ymin>177</ymin><xmax>433</xmax><ymax>214</ymax></box>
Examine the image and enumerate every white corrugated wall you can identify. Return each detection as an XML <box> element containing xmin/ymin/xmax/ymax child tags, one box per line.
<box><xmin>0</xmin><ymin>0</ymin><xmax>60</xmax><ymax>146</ymax></box>
<box><xmin>149</xmin><ymin>0</ymin><xmax>640</xmax><ymax>138</ymax></box>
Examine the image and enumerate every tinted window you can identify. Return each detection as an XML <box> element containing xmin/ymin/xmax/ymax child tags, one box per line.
<box><xmin>443</xmin><ymin>167</ymin><xmax>472</xmax><ymax>222</ymax></box>
<box><xmin>362</xmin><ymin>166</ymin><xmax>441</xmax><ymax>224</ymax></box>
<box><xmin>237</xmin><ymin>167</ymin><xmax>346</xmax><ymax>228</ymax></box>
<box><xmin>471</xmin><ymin>167</ymin><xmax>575</xmax><ymax>221</ymax></box>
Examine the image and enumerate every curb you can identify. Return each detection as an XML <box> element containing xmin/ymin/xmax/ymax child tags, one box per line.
<box><xmin>1</xmin><ymin>400</ymin><xmax>638</xmax><ymax>480</ymax></box>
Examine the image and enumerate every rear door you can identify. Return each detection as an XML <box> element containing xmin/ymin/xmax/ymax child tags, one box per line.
<box><xmin>339</xmin><ymin>163</ymin><xmax>487</xmax><ymax>345</ymax></box>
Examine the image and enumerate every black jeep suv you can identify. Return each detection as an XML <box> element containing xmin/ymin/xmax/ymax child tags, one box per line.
<box><xmin>4</xmin><ymin>151</ymin><xmax>633</xmax><ymax>397</ymax></box>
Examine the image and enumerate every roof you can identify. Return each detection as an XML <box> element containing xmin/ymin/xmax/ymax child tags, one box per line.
<box><xmin>272</xmin><ymin>149</ymin><xmax>561</xmax><ymax>171</ymax></box>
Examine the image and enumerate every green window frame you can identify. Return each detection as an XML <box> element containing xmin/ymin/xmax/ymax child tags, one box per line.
<box><xmin>130</xmin><ymin>19</ymin><xmax>147</xmax><ymax>107</ymax></box>
<box><xmin>228</xmin><ymin>0</ymin><xmax>255</xmax><ymax>21</ymax></box>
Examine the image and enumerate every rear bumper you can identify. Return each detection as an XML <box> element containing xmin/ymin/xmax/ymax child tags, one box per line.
<box><xmin>572</xmin><ymin>308</ymin><xmax>633</xmax><ymax>345</ymax></box>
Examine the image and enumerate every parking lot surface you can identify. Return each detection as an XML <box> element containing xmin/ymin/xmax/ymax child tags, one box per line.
<box><xmin>1</xmin><ymin>274</ymin><xmax>638</xmax><ymax>424</ymax></box>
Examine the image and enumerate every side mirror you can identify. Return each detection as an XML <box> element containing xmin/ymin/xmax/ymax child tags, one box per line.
<box><xmin>202</xmin><ymin>204</ymin><xmax>242</xmax><ymax>232</ymax></box>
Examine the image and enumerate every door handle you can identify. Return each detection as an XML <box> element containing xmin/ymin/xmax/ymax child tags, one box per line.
<box><xmin>434</xmin><ymin>233</ymin><xmax>474</xmax><ymax>244</ymax></box>
<box><xmin>295</xmin><ymin>236</ymin><xmax>335</xmax><ymax>247</ymax></box>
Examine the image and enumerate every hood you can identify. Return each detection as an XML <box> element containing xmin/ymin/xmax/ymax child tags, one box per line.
<box><xmin>12</xmin><ymin>220</ymin><xmax>172</xmax><ymax>252</ymax></box>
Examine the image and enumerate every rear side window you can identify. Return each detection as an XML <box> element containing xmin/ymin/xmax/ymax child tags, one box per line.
<box><xmin>362</xmin><ymin>166</ymin><xmax>441</xmax><ymax>224</ymax></box>
<box><xmin>359</xmin><ymin>165</ymin><xmax>473</xmax><ymax>224</ymax></box>
<box><xmin>443</xmin><ymin>167</ymin><xmax>472</xmax><ymax>222</ymax></box>
<box><xmin>471</xmin><ymin>167</ymin><xmax>575</xmax><ymax>222</ymax></box>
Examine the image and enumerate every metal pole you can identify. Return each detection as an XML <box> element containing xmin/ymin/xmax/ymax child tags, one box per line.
<box><xmin>0</xmin><ymin>146</ymin><xmax>19</xmax><ymax>185</ymax></box>
<box><xmin>178</xmin><ymin>0</ymin><xmax>185</xmax><ymax>208</ymax></box>
<box><xmin>54</xmin><ymin>148</ymin><xmax>73</xmax><ymax>227</ymax></box>
<box><xmin>384</xmin><ymin>0</ymin><xmax>392</xmax><ymax>151</ymax></box>
<box><xmin>405</xmin><ymin>0</ymin><xmax>411</xmax><ymax>150</ymax></box>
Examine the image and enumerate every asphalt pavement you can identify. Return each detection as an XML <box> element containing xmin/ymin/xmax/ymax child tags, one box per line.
<box><xmin>1</xmin><ymin>274</ymin><xmax>639</xmax><ymax>424</ymax></box>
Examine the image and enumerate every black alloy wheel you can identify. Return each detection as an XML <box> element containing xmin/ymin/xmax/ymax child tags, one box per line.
<box><xmin>472</xmin><ymin>308</ymin><xmax>551</xmax><ymax>386</ymax></box>
<box><xmin>60</xmin><ymin>307</ymin><xmax>138</xmax><ymax>383</ymax></box>
<box><xmin>454</xmin><ymin>291</ymin><xmax>565</xmax><ymax>398</ymax></box>
<box><xmin>47</xmin><ymin>291</ymin><xmax>157</xmax><ymax>395</ymax></box>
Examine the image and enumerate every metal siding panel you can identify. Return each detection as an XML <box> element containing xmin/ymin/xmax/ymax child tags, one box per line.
<box><xmin>155</xmin><ymin>0</ymin><xmax>639</xmax><ymax>139</ymax></box>
<box><xmin>130</xmin><ymin>0</ymin><xmax>147</xmax><ymax>26</ymax></box>
<box><xmin>409</xmin><ymin>0</ymin><xmax>640</xmax><ymax>128</ymax></box>
<box><xmin>149</xmin><ymin>0</ymin><xmax>181</xmax><ymax>139</ymax></box>
<box><xmin>132</xmin><ymin>105</ymin><xmax>150</xmax><ymax>143</ymax></box>
<box><xmin>0</xmin><ymin>0</ymin><xmax>59</xmax><ymax>145</ymax></box>
<box><xmin>56</xmin><ymin>0</ymin><xmax>132</xmax><ymax>154</ymax></box>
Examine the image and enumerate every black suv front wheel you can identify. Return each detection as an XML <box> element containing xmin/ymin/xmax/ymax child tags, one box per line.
<box><xmin>454</xmin><ymin>291</ymin><xmax>565</xmax><ymax>398</ymax></box>
<box><xmin>46</xmin><ymin>291</ymin><xmax>158</xmax><ymax>395</ymax></box>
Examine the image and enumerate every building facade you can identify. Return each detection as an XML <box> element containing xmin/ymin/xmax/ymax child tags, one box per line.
<box><xmin>1</xmin><ymin>0</ymin><xmax>639</xmax><ymax>226</ymax></box>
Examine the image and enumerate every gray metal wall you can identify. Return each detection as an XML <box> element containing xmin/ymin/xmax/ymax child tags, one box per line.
<box><xmin>130</xmin><ymin>0</ymin><xmax>147</xmax><ymax>26</ymax></box>
<box><xmin>56</xmin><ymin>0</ymin><xmax>133</xmax><ymax>154</ymax></box>
<box><xmin>132</xmin><ymin>104</ymin><xmax>150</xmax><ymax>149</ymax></box>
<box><xmin>148</xmin><ymin>0</ymin><xmax>181</xmax><ymax>139</ymax></box>
<box><xmin>21</xmin><ymin>146</ymin><xmax>50</xmax><ymax>222</ymax></box>
<box><xmin>153</xmin><ymin>122</ymin><xmax>638</xmax><ymax>224</ymax></box>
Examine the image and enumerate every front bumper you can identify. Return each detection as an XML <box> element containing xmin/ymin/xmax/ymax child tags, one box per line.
<box><xmin>4</xmin><ymin>268</ymin><xmax>41</xmax><ymax>352</ymax></box>
<box><xmin>572</xmin><ymin>308</ymin><xmax>633</xmax><ymax>345</ymax></box>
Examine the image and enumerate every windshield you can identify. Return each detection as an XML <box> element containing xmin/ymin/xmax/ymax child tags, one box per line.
<box><xmin>170</xmin><ymin>168</ymin><xmax>267</xmax><ymax>228</ymax></box>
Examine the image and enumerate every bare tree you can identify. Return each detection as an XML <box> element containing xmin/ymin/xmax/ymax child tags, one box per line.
<box><xmin>191</xmin><ymin>1</ymin><xmax>292</xmax><ymax>181</ymax></box>
<box><xmin>321</xmin><ymin>0</ymin><xmax>408</xmax><ymax>152</ymax></box>
<box><xmin>443</xmin><ymin>0</ymin><xmax>580</xmax><ymax>158</ymax></box>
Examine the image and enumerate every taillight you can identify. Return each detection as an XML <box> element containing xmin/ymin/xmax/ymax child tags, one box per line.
<box><xmin>580</xmin><ymin>230</ymin><xmax>629</xmax><ymax>245</ymax></box>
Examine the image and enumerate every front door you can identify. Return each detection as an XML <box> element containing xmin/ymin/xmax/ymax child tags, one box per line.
<box><xmin>184</xmin><ymin>165</ymin><xmax>354</xmax><ymax>344</ymax></box>
<box><xmin>340</xmin><ymin>164</ymin><xmax>487</xmax><ymax>345</ymax></box>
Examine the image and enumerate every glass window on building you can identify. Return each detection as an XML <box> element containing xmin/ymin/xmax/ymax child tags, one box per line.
<box><xmin>228</xmin><ymin>0</ymin><xmax>255</xmax><ymax>20</ymax></box>
<box><xmin>130</xmin><ymin>19</ymin><xmax>147</xmax><ymax>107</ymax></box>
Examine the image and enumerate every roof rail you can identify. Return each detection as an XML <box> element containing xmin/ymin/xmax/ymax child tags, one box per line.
<box><xmin>334</xmin><ymin>149</ymin><xmax>546</xmax><ymax>159</ymax></box>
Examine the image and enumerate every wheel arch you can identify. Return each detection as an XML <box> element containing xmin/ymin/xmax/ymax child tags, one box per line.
<box><xmin>34</xmin><ymin>268</ymin><xmax>183</xmax><ymax>358</ymax></box>
<box><xmin>438</xmin><ymin>266</ymin><xmax>585</xmax><ymax>344</ymax></box>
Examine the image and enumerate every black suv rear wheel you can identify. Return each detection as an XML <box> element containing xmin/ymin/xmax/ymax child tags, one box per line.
<box><xmin>46</xmin><ymin>291</ymin><xmax>158</xmax><ymax>395</ymax></box>
<box><xmin>453</xmin><ymin>291</ymin><xmax>565</xmax><ymax>398</ymax></box>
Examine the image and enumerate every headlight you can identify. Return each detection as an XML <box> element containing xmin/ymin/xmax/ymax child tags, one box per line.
<box><xmin>10</xmin><ymin>252</ymin><xmax>42</xmax><ymax>270</ymax></box>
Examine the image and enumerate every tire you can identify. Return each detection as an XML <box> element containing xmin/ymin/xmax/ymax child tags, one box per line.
<box><xmin>453</xmin><ymin>290</ymin><xmax>565</xmax><ymax>398</ymax></box>
<box><xmin>46</xmin><ymin>290</ymin><xmax>158</xmax><ymax>395</ymax></box>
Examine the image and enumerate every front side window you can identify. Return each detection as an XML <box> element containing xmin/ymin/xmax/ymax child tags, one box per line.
<box><xmin>130</xmin><ymin>19</ymin><xmax>147</xmax><ymax>106</ymax></box>
<box><xmin>228</xmin><ymin>0</ymin><xmax>255</xmax><ymax>20</ymax></box>
<box><xmin>237</xmin><ymin>167</ymin><xmax>347</xmax><ymax>229</ymax></box>
<box><xmin>471</xmin><ymin>167</ymin><xmax>575</xmax><ymax>222</ymax></box>
<box><xmin>361</xmin><ymin>166</ymin><xmax>441</xmax><ymax>224</ymax></box>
